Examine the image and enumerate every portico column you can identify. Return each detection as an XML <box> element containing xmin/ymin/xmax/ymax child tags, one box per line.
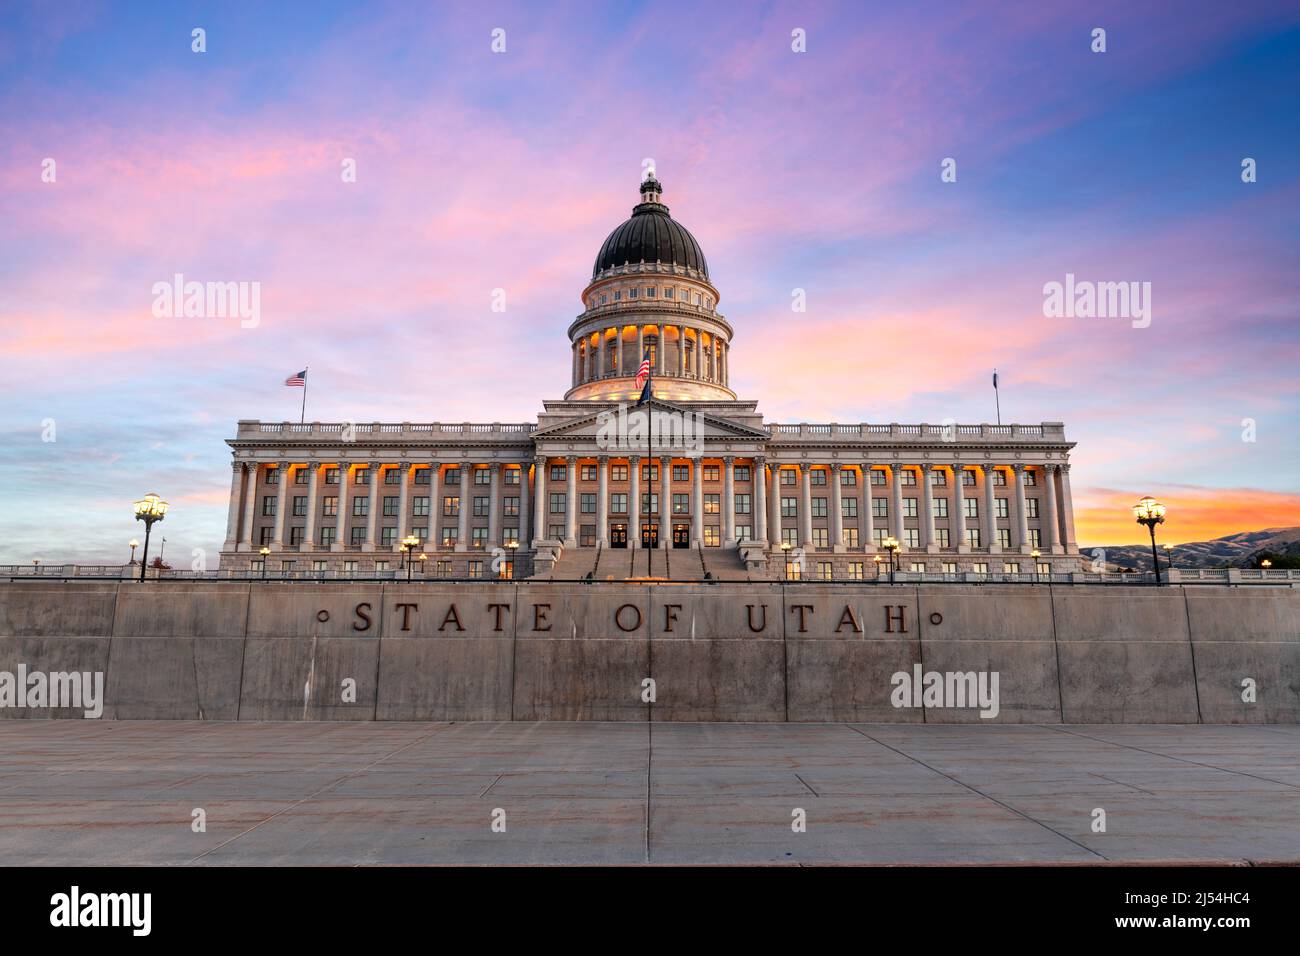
<box><xmin>456</xmin><ymin>465</ymin><xmax>470</xmax><ymax>552</ymax></box>
<box><xmin>488</xmin><ymin>462</ymin><xmax>501</xmax><ymax>549</ymax></box>
<box><xmin>597</xmin><ymin>332</ymin><xmax>606</xmax><ymax>377</ymax></box>
<box><xmin>564</xmin><ymin>456</ymin><xmax>577</xmax><ymax>546</ymax></box>
<box><xmin>953</xmin><ymin>466</ymin><xmax>968</xmax><ymax>553</ymax></box>
<box><xmin>426</xmin><ymin>464</ymin><xmax>441</xmax><ymax>550</ymax></box>
<box><xmin>241</xmin><ymin>462</ymin><xmax>259</xmax><ymax>550</ymax></box>
<box><xmin>1043</xmin><ymin>464</ymin><xmax>1061</xmax><ymax>554</ymax></box>
<box><xmin>304</xmin><ymin>463</ymin><xmax>322</xmax><ymax>552</ymax></box>
<box><xmin>393</xmin><ymin>463</ymin><xmax>411</xmax><ymax>551</ymax></box>
<box><xmin>636</xmin><ymin>326</ymin><xmax>644</xmax><ymax>368</ymax></box>
<box><xmin>532</xmin><ymin>456</ymin><xmax>547</xmax><ymax>543</ymax></box>
<box><xmin>723</xmin><ymin>456</ymin><xmax>736</xmax><ymax>547</ymax></box>
<box><xmin>596</xmin><ymin>456</ymin><xmax>609</xmax><ymax>547</ymax></box>
<box><xmin>982</xmin><ymin>464</ymin><xmax>999</xmax><ymax>554</ymax></box>
<box><xmin>768</xmin><ymin>463</ymin><xmax>782</xmax><ymax>548</ymax></box>
<box><xmin>272</xmin><ymin>460</ymin><xmax>291</xmax><ymax>550</ymax></box>
<box><xmin>365</xmin><ymin>462</ymin><xmax>382</xmax><ymax>551</ymax></box>
<box><xmin>223</xmin><ymin>460</ymin><xmax>244</xmax><ymax>551</ymax></box>
<box><xmin>921</xmin><ymin>463</ymin><xmax>937</xmax><ymax>553</ymax></box>
<box><xmin>691</xmin><ymin>457</ymin><xmax>704</xmax><ymax>548</ymax></box>
<box><xmin>753</xmin><ymin>456</ymin><xmax>768</xmax><ymax>543</ymax></box>
<box><xmin>890</xmin><ymin>465</ymin><xmax>905</xmax><ymax>553</ymax></box>
<box><xmin>628</xmin><ymin>456</ymin><xmax>641</xmax><ymax>548</ymax></box>
<box><xmin>677</xmin><ymin>327</ymin><xmax>686</xmax><ymax>377</ymax></box>
<box><xmin>1012</xmin><ymin>463</ymin><xmax>1030</xmax><ymax>553</ymax></box>
<box><xmin>799</xmin><ymin>464</ymin><xmax>813</xmax><ymax>548</ymax></box>
<box><xmin>656</xmin><ymin>327</ymin><xmax>665</xmax><ymax>376</ymax></box>
<box><xmin>830</xmin><ymin>463</ymin><xmax>844</xmax><ymax>551</ymax></box>
<box><xmin>862</xmin><ymin>465</ymin><xmax>874</xmax><ymax>551</ymax></box>
<box><xmin>1059</xmin><ymin>463</ymin><xmax>1078</xmax><ymax>551</ymax></box>
<box><xmin>694</xmin><ymin>329</ymin><xmax>704</xmax><ymax>379</ymax></box>
<box><xmin>659</xmin><ymin>456</ymin><xmax>673</xmax><ymax>548</ymax></box>
<box><xmin>571</xmin><ymin>342</ymin><xmax>578</xmax><ymax>387</ymax></box>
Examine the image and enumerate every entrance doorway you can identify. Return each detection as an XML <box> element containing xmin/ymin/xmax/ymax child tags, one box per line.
<box><xmin>610</xmin><ymin>524</ymin><xmax>628</xmax><ymax>548</ymax></box>
<box><xmin>672</xmin><ymin>524</ymin><xmax>690</xmax><ymax>548</ymax></box>
<box><xmin>640</xmin><ymin>523</ymin><xmax>659</xmax><ymax>549</ymax></box>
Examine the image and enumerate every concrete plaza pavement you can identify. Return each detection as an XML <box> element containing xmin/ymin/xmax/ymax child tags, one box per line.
<box><xmin>0</xmin><ymin>721</ymin><xmax>1297</xmax><ymax>865</ymax></box>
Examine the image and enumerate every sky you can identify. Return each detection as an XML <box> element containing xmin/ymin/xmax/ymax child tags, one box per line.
<box><xmin>1</xmin><ymin>0</ymin><xmax>1298</xmax><ymax>564</ymax></box>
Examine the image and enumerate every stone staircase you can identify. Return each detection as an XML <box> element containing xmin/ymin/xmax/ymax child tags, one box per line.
<box><xmin>536</xmin><ymin>543</ymin><xmax>763</xmax><ymax>581</ymax></box>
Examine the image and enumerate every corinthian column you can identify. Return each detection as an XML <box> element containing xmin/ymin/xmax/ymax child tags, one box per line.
<box><xmin>596</xmin><ymin>456</ymin><xmax>609</xmax><ymax>547</ymax></box>
<box><xmin>533</xmin><ymin>456</ymin><xmax>547</xmax><ymax>543</ymax></box>
<box><xmin>659</xmin><ymin>456</ymin><xmax>673</xmax><ymax>549</ymax></box>
<box><xmin>691</xmin><ymin>457</ymin><xmax>704</xmax><ymax>548</ymax></box>
<box><xmin>628</xmin><ymin>455</ymin><xmax>640</xmax><ymax>549</ymax></box>
<box><xmin>723</xmin><ymin>456</ymin><xmax>736</xmax><ymax>547</ymax></box>
<box><xmin>241</xmin><ymin>463</ymin><xmax>259</xmax><ymax>551</ymax></box>
<box><xmin>953</xmin><ymin>466</ymin><xmax>968</xmax><ymax>553</ymax></box>
<box><xmin>564</xmin><ymin>456</ymin><xmax>577</xmax><ymax>545</ymax></box>
<box><xmin>1012</xmin><ymin>463</ymin><xmax>1030</xmax><ymax>553</ymax></box>
<box><xmin>890</xmin><ymin>465</ymin><xmax>905</xmax><ymax>553</ymax></box>
<box><xmin>799</xmin><ymin>464</ymin><xmax>812</xmax><ymax>549</ymax></box>
<box><xmin>753</xmin><ymin>456</ymin><xmax>767</xmax><ymax>543</ymax></box>
<box><xmin>921</xmin><ymin>463</ymin><xmax>937</xmax><ymax>553</ymax></box>
<box><xmin>982</xmin><ymin>464</ymin><xmax>999</xmax><ymax>554</ymax></box>
<box><xmin>1044</xmin><ymin>463</ymin><xmax>1061</xmax><ymax>554</ymax></box>
<box><xmin>830</xmin><ymin>463</ymin><xmax>844</xmax><ymax>552</ymax></box>
<box><xmin>223</xmin><ymin>460</ymin><xmax>244</xmax><ymax>551</ymax></box>
<box><xmin>272</xmin><ymin>461</ymin><xmax>291</xmax><ymax>550</ymax></box>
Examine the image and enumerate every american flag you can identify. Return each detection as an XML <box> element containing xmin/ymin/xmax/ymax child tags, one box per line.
<box><xmin>634</xmin><ymin>353</ymin><xmax>651</xmax><ymax>390</ymax></box>
<box><xmin>284</xmin><ymin>369</ymin><xmax>307</xmax><ymax>387</ymax></box>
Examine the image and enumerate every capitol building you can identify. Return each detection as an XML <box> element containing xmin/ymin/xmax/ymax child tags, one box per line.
<box><xmin>220</xmin><ymin>176</ymin><xmax>1082</xmax><ymax>580</ymax></box>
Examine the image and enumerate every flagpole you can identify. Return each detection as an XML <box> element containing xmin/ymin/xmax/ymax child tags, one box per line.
<box><xmin>301</xmin><ymin>366</ymin><xmax>309</xmax><ymax>424</ymax></box>
<box><xmin>993</xmin><ymin>369</ymin><xmax>1001</xmax><ymax>426</ymax></box>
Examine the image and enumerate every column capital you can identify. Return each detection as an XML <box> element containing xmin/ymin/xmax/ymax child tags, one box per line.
<box><xmin>829</xmin><ymin>461</ymin><xmax>842</xmax><ymax>472</ymax></box>
<box><xmin>1059</xmin><ymin>462</ymin><xmax>1071</xmax><ymax>474</ymax></box>
<box><xmin>565</xmin><ymin>455</ymin><xmax>577</xmax><ymax>465</ymax></box>
<box><xmin>919</xmin><ymin>462</ymin><xmax>933</xmax><ymax>473</ymax></box>
<box><xmin>489</xmin><ymin>461</ymin><xmax>501</xmax><ymax>473</ymax></box>
<box><xmin>1042</xmin><ymin>461</ymin><xmax>1059</xmax><ymax>474</ymax></box>
<box><xmin>660</xmin><ymin>455</ymin><xmax>672</xmax><ymax>466</ymax></box>
<box><xmin>231</xmin><ymin>460</ymin><xmax>243</xmax><ymax>473</ymax></box>
<box><xmin>723</xmin><ymin>455</ymin><xmax>735</xmax><ymax>465</ymax></box>
<box><xmin>597</xmin><ymin>454</ymin><xmax>609</xmax><ymax>464</ymax></box>
<box><xmin>628</xmin><ymin>454</ymin><xmax>641</xmax><ymax>465</ymax></box>
<box><xmin>1011</xmin><ymin>462</ymin><xmax>1027</xmax><ymax>474</ymax></box>
<box><xmin>980</xmin><ymin>462</ymin><xmax>997</xmax><ymax>475</ymax></box>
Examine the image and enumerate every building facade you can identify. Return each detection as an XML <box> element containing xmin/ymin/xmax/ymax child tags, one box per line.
<box><xmin>221</xmin><ymin>176</ymin><xmax>1081</xmax><ymax>579</ymax></box>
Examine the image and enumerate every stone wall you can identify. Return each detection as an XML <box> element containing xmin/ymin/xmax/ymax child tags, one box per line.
<box><xmin>0</xmin><ymin>582</ymin><xmax>1296</xmax><ymax>722</ymax></box>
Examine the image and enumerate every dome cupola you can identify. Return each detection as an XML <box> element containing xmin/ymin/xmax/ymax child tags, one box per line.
<box><xmin>592</xmin><ymin>176</ymin><xmax>709</xmax><ymax>280</ymax></box>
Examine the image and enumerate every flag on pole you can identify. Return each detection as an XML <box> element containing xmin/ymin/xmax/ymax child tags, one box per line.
<box><xmin>634</xmin><ymin>352</ymin><xmax>652</xmax><ymax>404</ymax></box>
<box><xmin>992</xmin><ymin>370</ymin><xmax>999</xmax><ymax>389</ymax></box>
<box><xmin>284</xmin><ymin>369</ymin><xmax>307</xmax><ymax>387</ymax></box>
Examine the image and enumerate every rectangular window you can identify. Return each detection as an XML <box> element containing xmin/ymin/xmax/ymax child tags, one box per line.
<box><xmin>474</xmin><ymin>468</ymin><xmax>490</xmax><ymax>485</ymax></box>
<box><xmin>641</xmin><ymin>493</ymin><xmax>659</xmax><ymax>515</ymax></box>
<box><xmin>549</xmin><ymin>524</ymin><xmax>564</xmax><ymax>540</ymax></box>
<box><xmin>812</xmin><ymin>528</ymin><xmax>829</xmax><ymax>548</ymax></box>
<box><xmin>441</xmin><ymin>527</ymin><xmax>458</xmax><ymax>548</ymax></box>
<box><xmin>900</xmin><ymin>470</ymin><xmax>917</xmax><ymax>486</ymax></box>
<box><xmin>870</xmin><ymin>469</ymin><xmax>886</xmax><ymax>486</ymax></box>
<box><xmin>612</xmin><ymin>464</ymin><xmax>628</xmax><ymax>482</ymax></box>
<box><xmin>645</xmin><ymin>287</ymin><xmax>654</xmax><ymax>297</ymax></box>
<box><xmin>903</xmin><ymin>498</ymin><xmax>918</xmax><ymax>518</ymax></box>
<box><xmin>812</xmin><ymin>497</ymin><xmax>828</xmax><ymax>518</ymax></box>
<box><xmin>610</xmin><ymin>493</ymin><xmax>628</xmax><ymax>514</ymax></box>
<box><xmin>549</xmin><ymin>493</ymin><xmax>565</xmax><ymax>514</ymax></box>
<box><xmin>997</xmin><ymin>528</ymin><xmax>1012</xmax><ymax>549</ymax></box>
<box><xmin>581</xmin><ymin>464</ymin><xmax>596</xmax><ymax>481</ymax></box>
<box><xmin>412</xmin><ymin>526</ymin><xmax>427</xmax><ymax>543</ymax></box>
<box><xmin>473</xmin><ymin>496</ymin><xmax>489</xmax><ymax>518</ymax></box>
<box><xmin>904</xmin><ymin>528</ymin><xmax>920</xmax><ymax>548</ymax></box>
<box><xmin>1029</xmin><ymin>528</ymin><xmax>1042</xmax><ymax>548</ymax></box>
<box><xmin>383</xmin><ymin>496</ymin><xmax>399</xmax><ymax>517</ymax></box>
<box><xmin>550</xmin><ymin>464</ymin><xmax>566</xmax><ymax>481</ymax></box>
<box><xmin>353</xmin><ymin>497</ymin><xmax>369</xmax><ymax>517</ymax></box>
<box><xmin>909</xmin><ymin>562</ymin><xmax>926</xmax><ymax>574</ymax></box>
<box><xmin>413</xmin><ymin>496</ymin><xmax>430</xmax><ymax>517</ymax></box>
<box><xmin>580</xmin><ymin>493</ymin><xmax>596</xmax><ymax>514</ymax></box>
<box><xmin>673</xmin><ymin>465</ymin><xmax>688</xmax><ymax>482</ymax></box>
<box><xmin>934</xmin><ymin>498</ymin><xmax>948</xmax><ymax>519</ymax></box>
<box><xmin>320</xmin><ymin>526</ymin><xmax>336</xmax><ymax>547</ymax></box>
<box><xmin>294</xmin><ymin>469</ymin><xmax>308</xmax><ymax>485</ymax></box>
<box><xmin>943</xmin><ymin>562</ymin><xmax>958</xmax><ymax>574</ymax></box>
<box><xmin>845</xmin><ymin>528</ymin><xmax>859</xmax><ymax>548</ymax></box>
<box><xmin>735</xmin><ymin>465</ymin><xmax>751</xmax><ymax>482</ymax></box>
<box><xmin>343</xmin><ymin>560</ymin><xmax>358</xmax><ymax>573</ymax></box>
<box><xmin>781</xmin><ymin>497</ymin><xmax>798</xmax><ymax>517</ymax></box>
<box><xmin>961</xmin><ymin>470</ymin><xmax>977</xmax><ymax>486</ymax></box>
<box><xmin>293</xmin><ymin>496</ymin><xmax>307</xmax><ymax>517</ymax></box>
<box><xmin>973</xmin><ymin>562</ymin><xmax>990</xmax><ymax>575</ymax></box>
<box><xmin>350</xmin><ymin>526</ymin><xmax>366</xmax><ymax>546</ymax></box>
<box><xmin>504</xmin><ymin>496</ymin><xmax>519</xmax><ymax>517</ymax></box>
<box><xmin>324</xmin><ymin>467</ymin><xmax>339</xmax><ymax>485</ymax></box>
<box><xmin>381</xmin><ymin>527</ymin><xmax>397</xmax><ymax>547</ymax></box>
<box><xmin>672</xmin><ymin>493</ymin><xmax>689</xmax><ymax>515</ymax></box>
<box><xmin>818</xmin><ymin>561</ymin><xmax>833</xmax><ymax>581</ymax></box>
<box><xmin>414</xmin><ymin>468</ymin><xmax>430</xmax><ymax>485</ymax></box>
<box><xmin>780</xmin><ymin>470</ymin><xmax>796</xmax><ymax>486</ymax></box>
<box><xmin>847</xmin><ymin>562</ymin><xmax>864</xmax><ymax>580</ymax></box>
<box><xmin>1003</xmin><ymin>562</ymin><xmax>1021</xmax><ymax>574</ymax></box>
<box><xmin>811</xmin><ymin>469</ymin><xmax>827</xmax><ymax>486</ymax></box>
<box><xmin>288</xmin><ymin>526</ymin><xmax>304</xmax><ymax>546</ymax></box>
<box><xmin>965</xmin><ymin>528</ymin><xmax>981</xmax><ymax>548</ymax></box>
<box><xmin>872</xmin><ymin>498</ymin><xmax>888</xmax><ymax>518</ymax></box>
<box><xmin>1026</xmin><ymin>498</ymin><xmax>1039</xmax><ymax>518</ymax></box>
<box><xmin>873</xmin><ymin>528</ymin><xmax>888</xmax><ymax>547</ymax></box>
<box><xmin>504</xmin><ymin>468</ymin><xmax>520</xmax><ymax>486</ymax></box>
<box><xmin>996</xmin><ymin>499</ymin><xmax>1009</xmax><ymax>519</ymax></box>
<box><xmin>468</xmin><ymin>561</ymin><xmax>484</xmax><ymax>578</ymax></box>
<box><xmin>781</xmin><ymin>527</ymin><xmax>799</xmax><ymax>548</ymax></box>
<box><xmin>735</xmin><ymin>493</ymin><xmax>751</xmax><ymax>515</ymax></box>
<box><xmin>445</xmin><ymin>468</ymin><xmax>460</xmax><ymax>485</ymax></box>
<box><xmin>840</xmin><ymin>470</ymin><xmax>857</xmax><ymax>486</ymax></box>
<box><xmin>785</xmin><ymin>560</ymin><xmax>801</xmax><ymax>580</ymax></box>
<box><xmin>435</xmin><ymin>560</ymin><xmax>452</xmax><ymax>576</ymax></box>
<box><xmin>580</xmin><ymin>525</ymin><xmax>596</xmax><ymax>547</ymax></box>
<box><xmin>443</xmin><ymin>496</ymin><xmax>460</xmax><ymax>517</ymax></box>
<box><xmin>1025</xmin><ymin>470</ymin><xmax>1037</xmax><ymax>486</ymax></box>
<box><xmin>641</xmin><ymin>463</ymin><xmax>659</xmax><ymax>482</ymax></box>
<box><xmin>471</xmin><ymin>528</ymin><xmax>488</xmax><ymax>550</ymax></box>
<box><xmin>930</xmin><ymin>470</ymin><xmax>947</xmax><ymax>485</ymax></box>
<box><xmin>262</xmin><ymin>496</ymin><xmax>277</xmax><ymax>517</ymax></box>
<box><xmin>993</xmin><ymin>470</ymin><xmax>1007</xmax><ymax>486</ymax></box>
<box><xmin>964</xmin><ymin>498</ymin><xmax>979</xmax><ymax>519</ymax></box>
<box><xmin>704</xmin><ymin>494</ymin><xmax>720</xmax><ymax>515</ymax></box>
<box><xmin>384</xmin><ymin>468</ymin><xmax>400</xmax><ymax>485</ymax></box>
<box><xmin>322</xmin><ymin>496</ymin><xmax>338</xmax><ymax>517</ymax></box>
<box><xmin>736</xmin><ymin>525</ymin><xmax>752</xmax><ymax>542</ymax></box>
<box><xmin>936</xmin><ymin>528</ymin><xmax>950</xmax><ymax>548</ymax></box>
<box><xmin>842</xmin><ymin>497</ymin><xmax>858</xmax><ymax>518</ymax></box>
<box><xmin>266</xmin><ymin>467</ymin><xmax>280</xmax><ymax>486</ymax></box>
<box><xmin>703</xmin><ymin>465</ymin><xmax>720</xmax><ymax>482</ymax></box>
<box><xmin>502</xmin><ymin>527</ymin><xmax>520</xmax><ymax>547</ymax></box>
<box><xmin>354</xmin><ymin>467</ymin><xmax>369</xmax><ymax>485</ymax></box>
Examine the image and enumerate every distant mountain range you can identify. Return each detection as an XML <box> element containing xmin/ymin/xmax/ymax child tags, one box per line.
<box><xmin>1079</xmin><ymin>527</ymin><xmax>1300</xmax><ymax>572</ymax></box>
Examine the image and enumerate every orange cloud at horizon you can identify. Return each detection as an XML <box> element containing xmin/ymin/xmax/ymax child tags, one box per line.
<box><xmin>1075</xmin><ymin>485</ymin><xmax>1300</xmax><ymax>547</ymax></box>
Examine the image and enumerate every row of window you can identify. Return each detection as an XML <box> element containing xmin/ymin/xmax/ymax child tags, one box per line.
<box><xmin>265</xmin><ymin>466</ymin><xmax>521</xmax><ymax>486</ymax></box>
<box><xmin>255</xmin><ymin>558</ymin><xmax>517</xmax><ymax>579</ymax></box>
<box><xmin>589</xmin><ymin>288</ymin><xmax>714</xmax><ymax>309</ymax></box>
<box><xmin>784</xmin><ymin>560</ymin><xmax>1054</xmax><ymax>580</ymax></box>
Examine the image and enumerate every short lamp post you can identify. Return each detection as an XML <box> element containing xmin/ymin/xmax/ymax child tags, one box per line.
<box><xmin>873</xmin><ymin>554</ymin><xmax>883</xmax><ymax>581</ymax></box>
<box><xmin>1163</xmin><ymin>542</ymin><xmax>1174</xmax><ymax>578</ymax></box>
<box><xmin>259</xmin><ymin>546</ymin><xmax>271</xmax><ymax>579</ymax></box>
<box><xmin>400</xmin><ymin>534</ymin><xmax>421</xmax><ymax>581</ymax></box>
<box><xmin>1031</xmin><ymin>548</ymin><xmax>1041</xmax><ymax>584</ymax></box>
<box><xmin>504</xmin><ymin>540</ymin><xmax>519</xmax><ymax>579</ymax></box>
<box><xmin>1261</xmin><ymin>558</ymin><xmax>1273</xmax><ymax>571</ymax></box>
<box><xmin>780</xmin><ymin>541</ymin><xmax>792</xmax><ymax>580</ymax></box>
<box><xmin>1132</xmin><ymin>496</ymin><xmax>1167</xmax><ymax>586</ymax></box>
<box><xmin>128</xmin><ymin>539</ymin><xmax>139</xmax><ymax>567</ymax></box>
<box><xmin>132</xmin><ymin>492</ymin><xmax>169</xmax><ymax>583</ymax></box>
<box><xmin>881</xmin><ymin>536</ymin><xmax>900</xmax><ymax>585</ymax></box>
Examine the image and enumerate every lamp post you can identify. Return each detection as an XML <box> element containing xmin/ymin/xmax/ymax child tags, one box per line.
<box><xmin>1162</xmin><ymin>542</ymin><xmax>1174</xmax><ymax>578</ymax></box>
<box><xmin>128</xmin><ymin>539</ymin><xmax>139</xmax><ymax>566</ymax></box>
<box><xmin>504</xmin><ymin>540</ymin><xmax>518</xmax><ymax>579</ymax></box>
<box><xmin>259</xmin><ymin>546</ymin><xmax>270</xmax><ymax>579</ymax></box>
<box><xmin>1261</xmin><ymin>558</ymin><xmax>1273</xmax><ymax>571</ymax></box>
<box><xmin>1030</xmin><ymin>548</ymin><xmax>1041</xmax><ymax>583</ymax></box>
<box><xmin>881</xmin><ymin>536</ymin><xmax>900</xmax><ymax>585</ymax></box>
<box><xmin>400</xmin><ymin>534</ymin><xmax>421</xmax><ymax>581</ymax></box>
<box><xmin>132</xmin><ymin>492</ymin><xmax>169</xmax><ymax>583</ymax></box>
<box><xmin>1132</xmin><ymin>496</ymin><xmax>1167</xmax><ymax>586</ymax></box>
<box><xmin>780</xmin><ymin>541</ymin><xmax>793</xmax><ymax>580</ymax></box>
<box><xmin>873</xmin><ymin>554</ymin><xmax>883</xmax><ymax>581</ymax></box>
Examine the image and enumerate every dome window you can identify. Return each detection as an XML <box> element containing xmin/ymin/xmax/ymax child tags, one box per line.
<box><xmin>646</xmin><ymin>287</ymin><xmax>655</xmax><ymax>297</ymax></box>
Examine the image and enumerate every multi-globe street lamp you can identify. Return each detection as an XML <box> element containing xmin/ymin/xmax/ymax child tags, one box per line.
<box><xmin>1261</xmin><ymin>558</ymin><xmax>1273</xmax><ymax>571</ymax></box>
<box><xmin>881</xmin><ymin>536</ymin><xmax>900</xmax><ymax>585</ymax></box>
<box><xmin>132</xmin><ymin>492</ymin><xmax>169</xmax><ymax>583</ymax></box>
<box><xmin>1132</xmin><ymin>496</ymin><xmax>1167</xmax><ymax>586</ymax></box>
<box><xmin>400</xmin><ymin>534</ymin><xmax>421</xmax><ymax>581</ymax></box>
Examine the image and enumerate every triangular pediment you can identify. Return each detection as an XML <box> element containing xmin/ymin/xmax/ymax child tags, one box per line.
<box><xmin>532</xmin><ymin>398</ymin><xmax>769</xmax><ymax>445</ymax></box>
